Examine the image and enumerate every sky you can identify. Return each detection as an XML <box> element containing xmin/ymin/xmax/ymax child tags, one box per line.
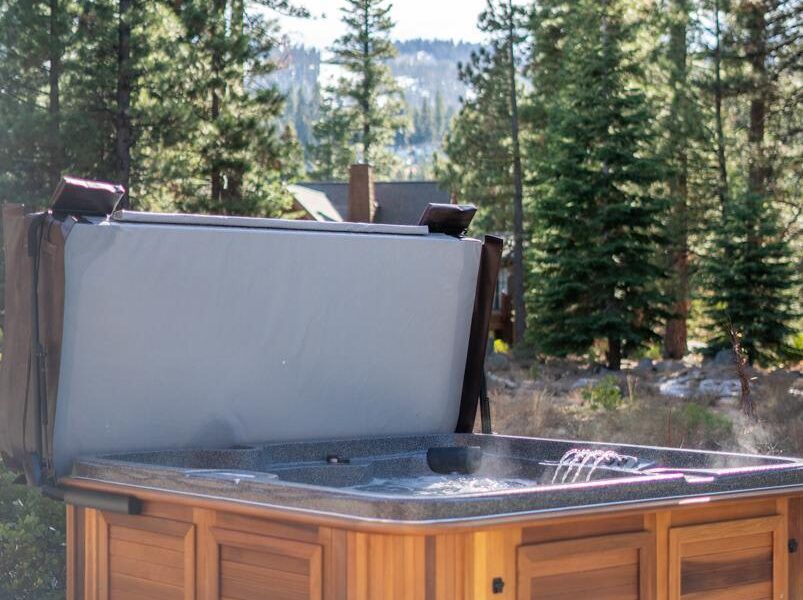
<box><xmin>274</xmin><ymin>0</ymin><xmax>489</xmax><ymax>49</ymax></box>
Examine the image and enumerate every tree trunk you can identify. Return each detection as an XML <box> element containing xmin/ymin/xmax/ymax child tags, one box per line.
<box><xmin>606</xmin><ymin>337</ymin><xmax>622</xmax><ymax>371</ymax></box>
<box><xmin>115</xmin><ymin>0</ymin><xmax>133</xmax><ymax>197</ymax></box>
<box><xmin>507</xmin><ymin>0</ymin><xmax>526</xmax><ymax>345</ymax></box>
<box><xmin>209</xmin><ymin>0</ymin><xmax>225</xmax><ymax>206</ymax></box>
<box><xmin>713</xmin><ymin>0</ymin><xmax>729</xmax><ymax>213</ymax></box>
<box><xmin>227</xmin><ymin>0</ymin><xmax>244</xmax><ymax>203</ymax></box>
<box><xmin>745</xmin><ymin>1</ymin><xmax>768</xmax><ymax>198</ymax></box>
<box><xmin>210</xmin><ymin>86</ymin><xmax>222</xmax><ymax>205</ymax></box>
<box><xmin>663</xmin><ymin>181</ymin><xmax>688</xmax><ymax>358</ymax></box>
<box><xmin>361</xmin><ymin>3</ymin><xmax>371</xmax><ymax>162</ymax></box>
<box><xmin>48</xmin><ymin>0</ymin><xmax>63</xmax><ymax>192</ymax></box>
<box><xmin>663</xmin><ymin>0</ymin><xmax>690</xmax><ymax>360</ymax></box>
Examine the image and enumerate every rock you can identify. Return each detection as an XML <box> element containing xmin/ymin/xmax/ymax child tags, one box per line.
<box><xmin>570</xmin><ymin>377</ymin><xmax>598</xmax><ymax>390</ymax></box>
<box><xmin>713</xmin><ymin>348</ymin><xmax>736</xmax><ymax>366</ymax></box>
<box><xmin>698</xmin><ymin>378</ymin><xmax>741</xmax><ymax>398</ymax></box>
<box><xmin>634</xmin><ymin>358</ymin><xmax>654</xmax><ymax>373</ymax></box>
<box><xmin>658</xmin><ymin>376</ymin><xmax>693</xmax><ymax>398</ymax></box>
<box><xmin>687</xmin><ymin>369</ymin><xmax>704</xmax><ymax>381</ymax></box>
<box><xmin>655</xmin><ymin>359</ymin><xmax>683</xmax><ymax>373</ymax></box>
<box><xmin>486</xmin><ymin>372</ymin><xmax>517</xmax><ymax>389</ymax></box>
<box><xmin>485</xmin><ymin>352</ymin><xmax>511</xmax><ymax>371</ymax></box>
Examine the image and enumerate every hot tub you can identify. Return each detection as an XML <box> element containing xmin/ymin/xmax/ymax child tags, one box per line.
<box><xmin>2</xmin><ymin>182</ymin><xmax>801</xmax><ymax>599</ymax></box>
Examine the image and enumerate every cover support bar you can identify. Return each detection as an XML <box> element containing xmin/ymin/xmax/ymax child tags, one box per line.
<box><xmin>455</xmin><ymin>235</ymin><xmax>503</xmax><ymax>433</ymax></box>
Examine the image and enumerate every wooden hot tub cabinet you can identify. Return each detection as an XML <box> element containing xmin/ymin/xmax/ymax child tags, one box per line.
<box><xmin>64</xmin><ymin>480</ymin><xmax>803</xmax><ymax>600</ymax></box>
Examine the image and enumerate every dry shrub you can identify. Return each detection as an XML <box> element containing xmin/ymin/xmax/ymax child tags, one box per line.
<box><xmin>490</xmin><ymin>387</ymin><xmax>563</xmax><ymax>437</ymax></box>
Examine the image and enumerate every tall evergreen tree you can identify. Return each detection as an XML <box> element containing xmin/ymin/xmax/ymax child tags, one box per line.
<box><xmin>319</xmin><ymin>0</ymin><xmax>403</xmax><ymax>174</ymax></box>
<box><xmin>433</xmin><ymin>90</ymin><xmax>446</xmax><ymax>140</ymax></box>
<box><xmin>0</xmin><ymin>0</ymin><xmax>72</xmax><ymax>205</ymax></box>
<box><xmin>439</xmin><ymin>47</ymin><xmax>515</xmax><ymax>232</ymax></box>
<box><xmin>704</xmin><ymin>193</ymin><xmax>800</xmax><ymax>363</ymax></box>
<box><xmin>440</xmin><ymin>0</ymin><xmax>528</xmax><ymax>342</ymax></box>
<box><xmin>482</xmin><ymin>0</ymin><xmax>528</xmax><ymax>344</ymax></box>
<box><xmin>308</xmin><ymin>95</ymin><xmax>355</xmax><ymax>180</ymax></box>
<box><xmin>527</xmin><ymin>0</ymin><xmax>667</xmax><ymax>370</ymax></box>
<box><xmin>411</xmin><ymin>98</ymin><xmax>433</xmax><ymax>144</ymax></box>
<box><xmin>660</xmin><ymin>0</ymin><xmax>694</xmax><ymax>359</ymax></box>
<box><xmin>174</xmin><ymin>0</ymin><xmax>299</xmax><ymax>215</ymax></box>
<box><xmin>701</xmin><ymin>0</ymin><xmax>802</xmax><ymax>363</ymax></box>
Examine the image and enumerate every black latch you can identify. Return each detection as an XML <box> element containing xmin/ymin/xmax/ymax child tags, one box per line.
<box><xmin>492</xmin><ymin>577</ymin><xmax>505</xmax><ymax>594</ymax></box>
<box><xmin>790</xmin><ymin>538</ymin><xmax>799</xmax><ymax>553</ymax></box>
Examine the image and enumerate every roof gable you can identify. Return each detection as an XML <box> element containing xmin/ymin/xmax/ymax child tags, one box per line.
<box><xmin>291</xmin><ymin>181</ymin><xmax>450</xmax><ymax>224</ymax></box>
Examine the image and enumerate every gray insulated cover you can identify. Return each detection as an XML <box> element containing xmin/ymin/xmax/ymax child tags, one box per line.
<box><xmin>51</xmin><ymin>218</ymin><xmax>481</xmax><ymax>477</ymax></box>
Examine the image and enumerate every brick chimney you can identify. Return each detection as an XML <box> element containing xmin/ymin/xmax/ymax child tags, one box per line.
<box><xmin>348</xmin><ymin>163</ymin><xmax>376</xmax><ymax>223</ymax></box>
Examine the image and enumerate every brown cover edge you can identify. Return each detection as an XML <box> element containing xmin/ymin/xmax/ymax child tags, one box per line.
<box><xmin>455</xmin><ymin>235</ymin><xmax>503</xmax><ymax>433</ymax></box>
<box><xmin>0</xmin><ymin>206</ymin><xmax>69</xmax><ymax>484</ymax></box>
<box><xmin>0</xmin><ymin>205</ymin><xmax>38</xmax><ymax>474</ymax></box>
<box><xmin>38</xmin><ymin>214</ymin><xmax>70</xmax><ymax>481</ymax></box>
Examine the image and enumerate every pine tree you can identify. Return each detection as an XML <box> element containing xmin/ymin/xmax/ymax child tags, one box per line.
<box><xmin>66</xmin><ymin>1</ymin><xmax>132</xmax><ymax>188</ymax></box>
<box><xmin>527</xmin><ymin>0</ymin><xmax>667</xmax><ymax>370</ymax></box>
<box><xmin>704</xmin><ymin>192</ymin><xmax>800</xmax><ymax>364</ymax></box>
<box><xmin>700</xmin><ymin>0</ymin><xmax>802</xmax><ymax>364</ymax></box>
<box><xmin>660</xmin><ymin>0</ymin><xmax>694</xmax><ymax>359</ymax></box>
<box><xmin>411</xmin><ymin>98</ymin><xmax>433</xmax><ymax>144</ymax></box>
<box><xmin>433</xmin><ymin>90</ymin><xmax>446</xmax><ymax>140</ymax></box>
<box><xmin>439</xmin><ymin>0</ymin><xmax>528</xmax><ymax>342</ymax></box>
<box><xmin>482</xmin><ymin>0</ymin><xmax>527</xmax><ymax>344</ymax></box>
<box><xmin>439</xmin><ymin>47</ymin><xmax>514</xmax><ymax>232</ymax></box>
<box><xmin>307</xmin><ymin>95</ymin><xmax>355</xmax><ymax>180</ymax></box>
<box><xmin>325</xmin><ymin>0</ymin><xmax>403</xmax><ymax>173</ymax></box>
<box><xmin>173</xmin><ymin>0</ymin><xmax>298</xmax><ymax>216</ymax></box>
<box><xmin>0</xmin><ymin>0</ymin><xmax>72</xmax><ymax>205</ymax></box>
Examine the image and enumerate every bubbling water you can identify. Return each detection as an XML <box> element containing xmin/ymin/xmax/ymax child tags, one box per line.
<box><xmin>350</xmin><ymin>475</ymin><xmax>536</xmax><ymax>496</ymax></box>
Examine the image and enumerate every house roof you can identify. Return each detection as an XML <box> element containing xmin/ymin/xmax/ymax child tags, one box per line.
<box><xmin>286</xmin><ymin>184</ymin><xmax>342</xmax><ymax>222</ymax></box>
<box><xmin>290</xmin><ymin>181</ymin><xmax>451</xmax><ymax>225</ymax></box>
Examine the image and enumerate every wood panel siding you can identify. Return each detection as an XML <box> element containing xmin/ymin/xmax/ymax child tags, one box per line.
<box><xmin>668</xmin><ymin>515</ymin><xmax>786</xmax><ymax>600</ymax></box>
<box><xmin>206</xmin><ymin>526</ymin><xmax>322</xmax><ymax>600</ymax></box>
<box><xmin>791</xmin><ymin>498</ymin><xmax>803</xmax><ymax>600</ymax></box>
<box><xmin>345</xmin><ymin>532</ymin><xmax>427</xmax><ymax>600</ymax></box>
<box><xmin>517</xmin><ymin>531</ymin><xmax>651</xmax><ymax>600</ymax></box>
<box><xmin>96</xmin><ymin>511</ymin><xmax>195</xmax><ymax>600</ymax></box>
<box><xmin>65</xmin><ymin>489</ymin><xmax>803</xmax><ymax>600</ymax></box>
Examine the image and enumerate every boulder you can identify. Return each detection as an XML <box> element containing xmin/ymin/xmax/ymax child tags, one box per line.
<box><xmin>658</xmin><ymin>376</ymin><xmax>693</xmax><ymax>398</ymax></box>
<box><xmin>486</xmin><ymin>352</ymin><xmax>511</xmax><ymax>371</ymax></box>
<box><xmin>655</xmin><ymin>359</ymin><xmax>683</xmax><ymax>373</ymax></box>
<box><xmin>634</xmin><ymin>358</ymin><xmax>654</xmax><ymax>374</ymax></box>
<box><xmin>698</xmin><ymin>378</ymin><xmax>741</xmax><ymax>398</ymax></box>
<box><xmin>712</xmin><ymin>348</ymin><xmax>737</xmax><ymax>366</ymax></box>
<box><xmin>486</xmin><ymin>372</ymin><xmax>517</xmax><ymax>389</ymax></box>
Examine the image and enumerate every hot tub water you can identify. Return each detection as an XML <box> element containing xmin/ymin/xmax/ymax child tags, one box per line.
<box><xmin>350</xmin><ymin>475</ymin><xmax>537</xmax><ymax>496</ymax></box>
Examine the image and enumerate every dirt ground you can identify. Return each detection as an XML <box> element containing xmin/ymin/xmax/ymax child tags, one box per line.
<box><xmin>484</xmin><ymin>353</ymin><xmax>803</xmax><ymax>458</ymax></box>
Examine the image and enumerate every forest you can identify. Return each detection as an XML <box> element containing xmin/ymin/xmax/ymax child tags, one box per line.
<box><xmin>1</xmin><ymin>0</ymin><xmax>800</xmax><ymax>373</ymax></box>
<box><xmin>0</xmin><ymin>0</ymin><xmax>800</xmax><ymax>596</ymax></box>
